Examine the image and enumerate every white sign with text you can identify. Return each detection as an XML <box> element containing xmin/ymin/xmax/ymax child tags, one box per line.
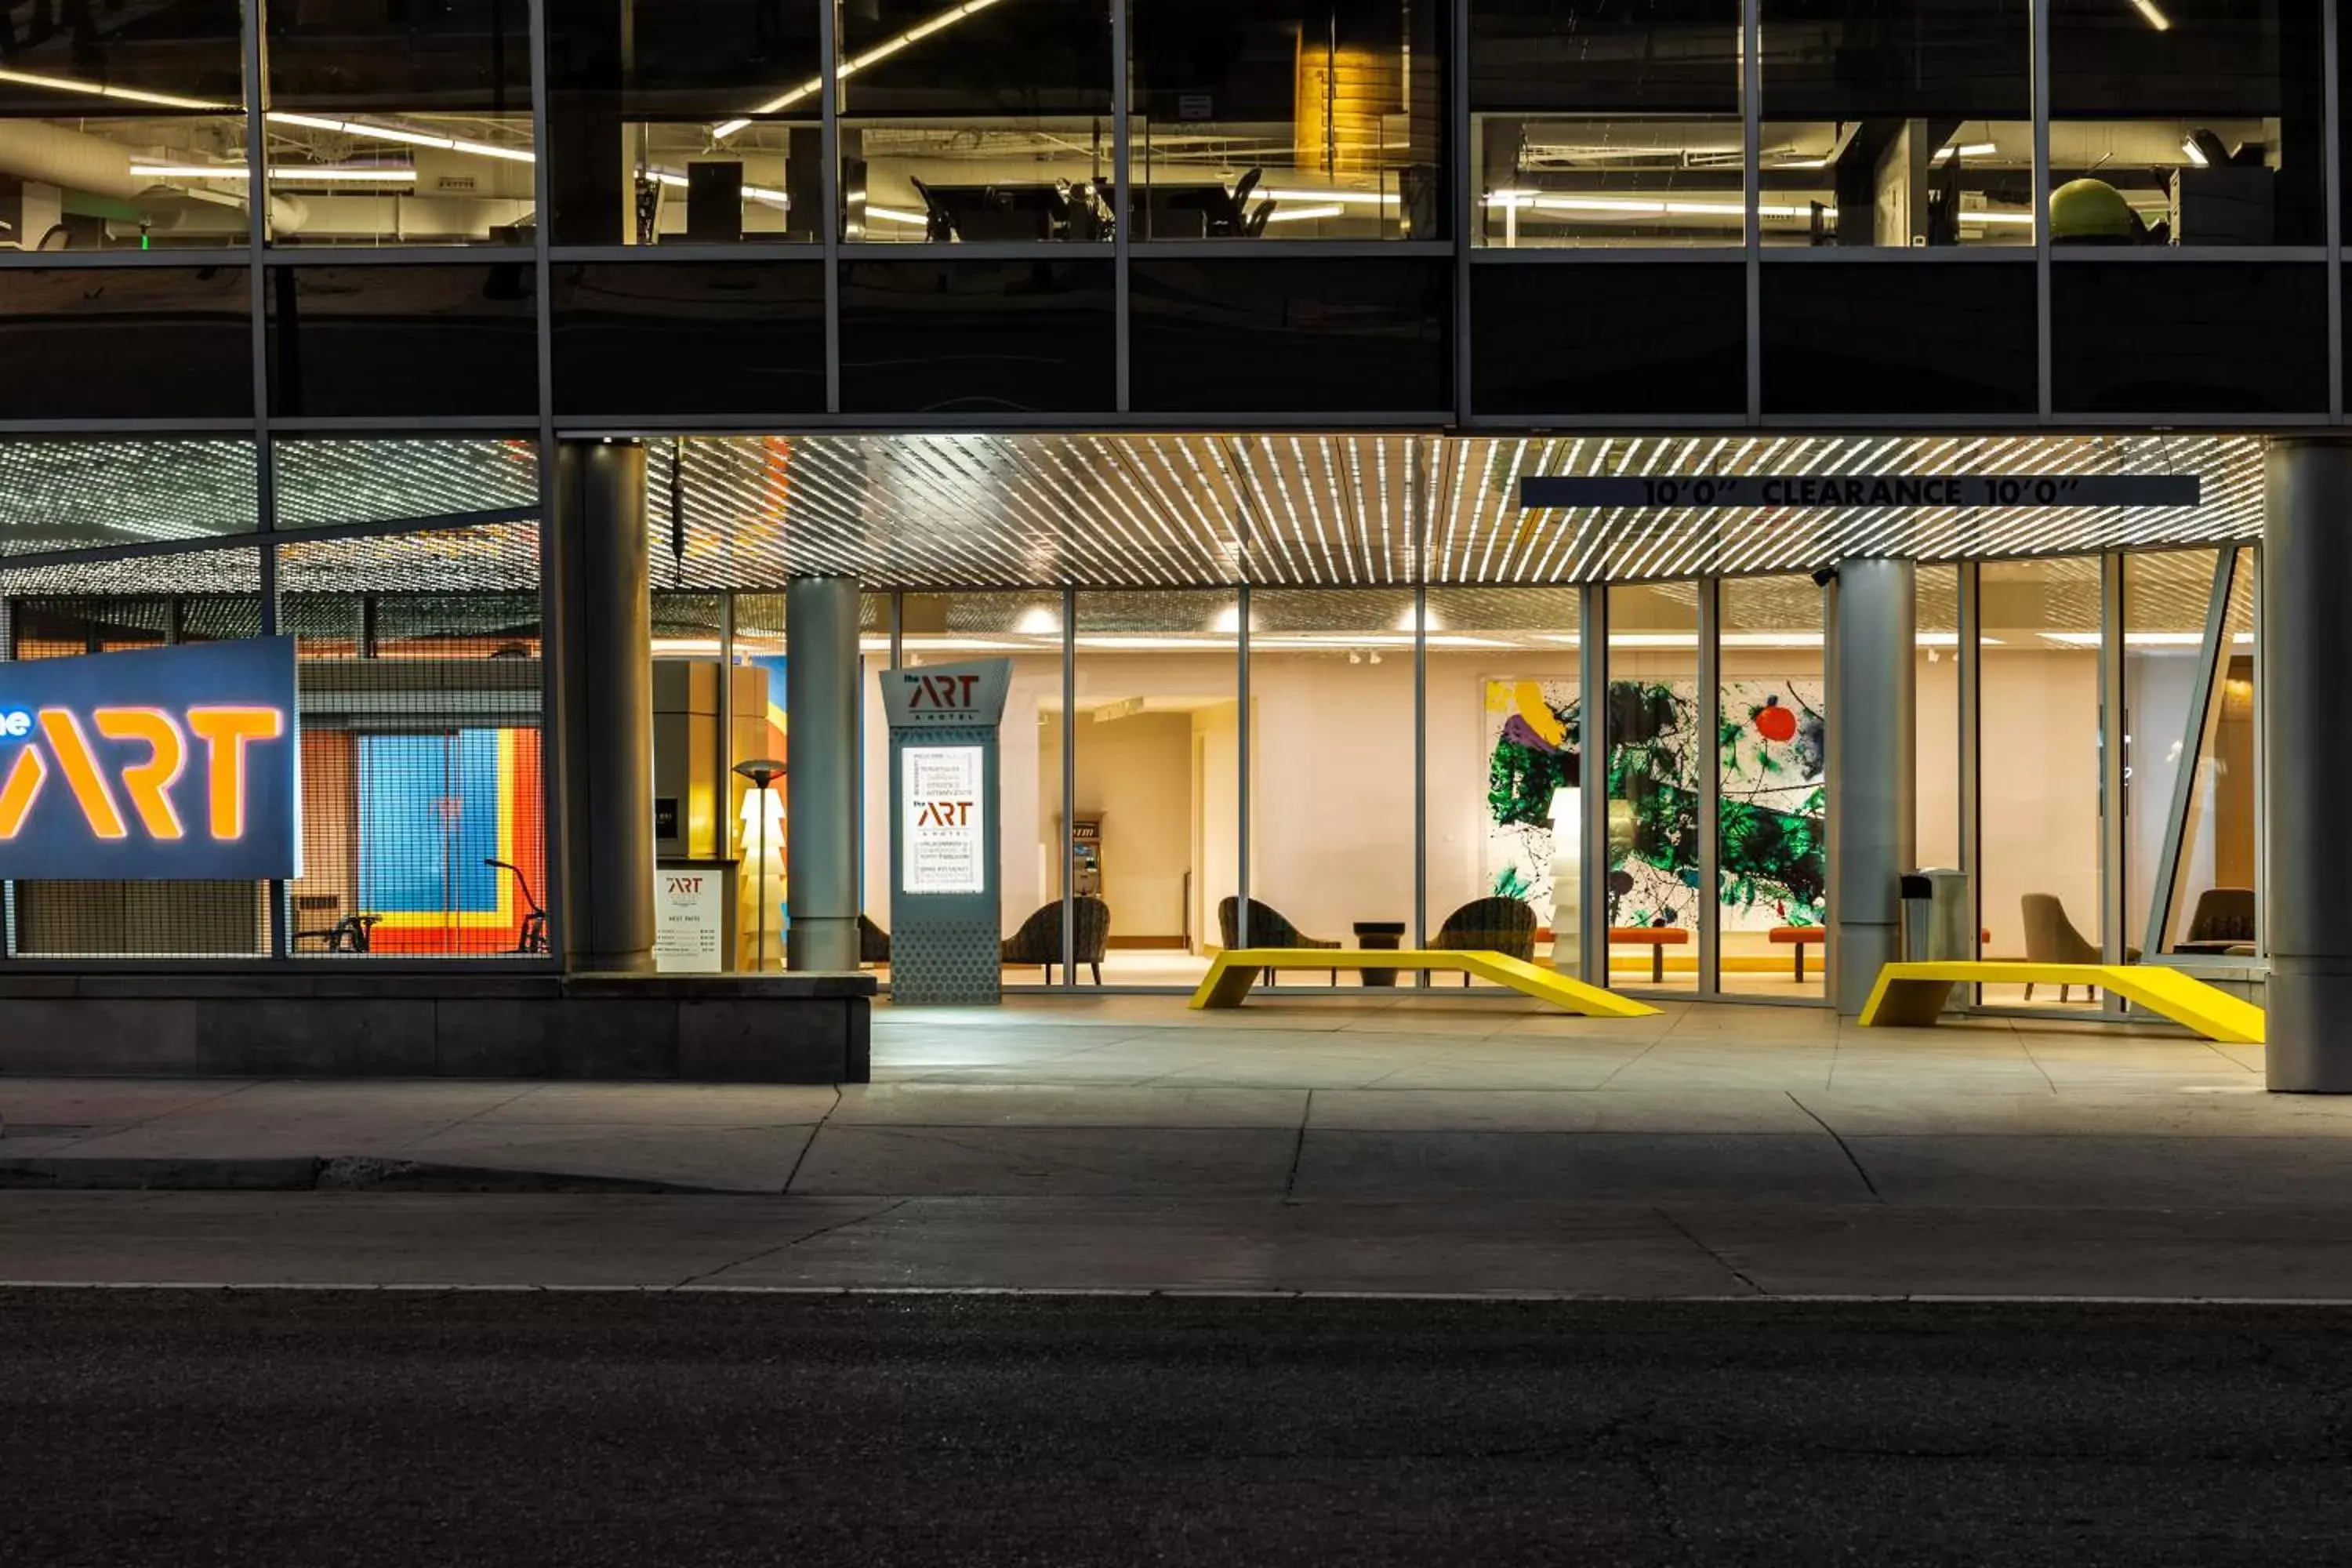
<box><xmin>653</xmin><ymin>868</ymin><xmax>724</xmax><ymax>973</ymax></box>
<box><xmin>902</xmin><ymin>745</ymin><xmax>985</xmax><ymax>895</ymax></box>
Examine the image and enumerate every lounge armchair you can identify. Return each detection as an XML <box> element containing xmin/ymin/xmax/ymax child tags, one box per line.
<box><xmin>2176</xmin><ymin>887</ymin><xmax>2256</xmax><ymax>955</ymax></box>
<box><xmin>1001</xmin><ymin>895</ymin><xmax>1110</xmax><ymax>984</ymax></box>
<box><xmin>1217</xmin><ymin>896</ymin><xmax>1338</xmax><ymax>985</ymax></box>
<box><xmin>1429</xmin><ymin>896</ymin><xmax>1539</xmax><ymax>985</ymax></box>
<box><xmin>2020</xmin><ymin>894</ymin><xmax>2140</xmax><ymax>1000</ymax></box>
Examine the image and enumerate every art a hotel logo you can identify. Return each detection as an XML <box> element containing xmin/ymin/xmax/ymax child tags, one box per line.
<box><xmin>0</xmin><ymin>638</ymin><xmax>301</xmax><ymax>882</ymax></box>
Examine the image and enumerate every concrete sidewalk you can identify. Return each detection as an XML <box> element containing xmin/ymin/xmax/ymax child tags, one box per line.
<box><xmin>5</xmin><ymin>999</ymin><xmax>2347</xmax><ymax>1297</ymax></box>
<box><xmin>0</xmin><ymin>996</ymin><xmax>2336</xmax><ymax>1203</ymax></box>
<box><xmin>7</xmin><ymin>1072</ymin><xmax>2352</xmax><ymax>1204</ymax></box>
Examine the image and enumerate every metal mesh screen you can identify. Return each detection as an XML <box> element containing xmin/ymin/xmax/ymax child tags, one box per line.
<box><xmin>2</xmin><ymin>548</ymin><xmax>270</xmax><ymax>958</ymax></box>
<box><xmin>0</xmin><ymin>437</ymin><xmax>258</xmax><ymax>558</ymax></box>
<box><xmin>280</xmin><ymin>525</ymin><xmax>548</xmax><ymax>960</ymax></box>
<box><xmin>273</xmin><ymin>437</ymin><xmax>540</xmax><ymax>532</ymax></box>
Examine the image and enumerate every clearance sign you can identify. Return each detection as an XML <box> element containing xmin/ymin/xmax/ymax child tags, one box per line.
<box><xmin>0</xmin><ymin>637</ymin><xmax>300</xmax><ymax>881</ymax></box>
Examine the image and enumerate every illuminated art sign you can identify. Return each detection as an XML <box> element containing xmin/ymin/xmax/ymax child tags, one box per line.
<box><xmin>902</xmin><ymin>746</ymin><xmax>985</xmax><ymax>895</ymax></box>
<box><xmin>0</xmin><ymin>637</ymin><xmax>300</xmax><ymax>881</ymax></box>
<box><xmin>880</xmin><ymin>661</ymin><xmax>1014</xmax><ymax>730</ymax></box>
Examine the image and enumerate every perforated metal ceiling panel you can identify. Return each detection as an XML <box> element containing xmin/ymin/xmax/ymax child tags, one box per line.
<box><xmin>650</xmin><ymin>432</ymin><xmax>2259</xmax><ymax>590</ymax></box>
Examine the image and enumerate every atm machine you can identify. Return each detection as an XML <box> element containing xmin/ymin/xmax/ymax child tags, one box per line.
<box><xmin>1069</xmin><ymin>817</ymin><xmax>1103</xmax><ymax>897</ymax></box>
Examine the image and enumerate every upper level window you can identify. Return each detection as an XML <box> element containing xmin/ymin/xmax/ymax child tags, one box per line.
<box><xmin>2049</xmin><ymin>0</ymin><xmax>2322</xmax><ymax>248</ymax></box>
<box><xmin>1760</xmin><ymin>0</ymin><xmax>2033</xmax><ymax>248</ymax></box>
<box><xmin>0</xmin><ymin>2</ymin><xmax>245</xmax><ymax>252</ymax></box>
<box><xmin>1471</xmin><ymin>2</ymin><xmax>1743</xmax><ymax>249</ymax></box>
<box><xmin>840</xmin><ymin>0</ymin><xmax>1113</xmax><ymax>242</ymax></box>
<box><xmin>548</xmin><ymin>0</ymin><xmax>824</xmax><ymax>246</ymax></box>
<box><xmin>265</xmin><ymin>0</ymin><xmax>534</xmax><ymax>247</ymax></box>
<box><xmin>1131</xmin><ymin>1</ymin><xmax>1446</xmax><ymax>241</ymax></box>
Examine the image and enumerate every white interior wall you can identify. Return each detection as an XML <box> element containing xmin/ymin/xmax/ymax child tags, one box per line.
<box><xmin>1916</xmin><ymin>649</ymin><xmax>1962</xmax><ymax>869</ymax></box>
<box><xmin>1980</xmin><ymin>649</ymin><xmax>2103</xmax><ymax>958</ymax></box>
<box><xmin>1051</xmin><ymin>710</ymin><xmax>1196</xmax><ymax>941</ymax></box>
<box><xmin>1243</xmin><ymin>652</ymin><xmax>1419</xmax><ymax>942</ymax></box>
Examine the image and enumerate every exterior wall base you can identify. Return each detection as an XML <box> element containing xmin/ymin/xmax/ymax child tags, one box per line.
<box><xmin>0</xmin><ymin>973</ymin><xmax>873</xmax><ymax>1083</ymax></box>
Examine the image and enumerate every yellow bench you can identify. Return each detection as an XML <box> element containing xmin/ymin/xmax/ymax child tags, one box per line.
<box><xmin>1858</xmin><ymin>961</ymin><xmax>2265</xmax><ymax>1045</ymax></box>
<box><xmin>1189</xmin><ymin>948</ymin><xmax>1659</xmax><ymax>1018</ymax></box>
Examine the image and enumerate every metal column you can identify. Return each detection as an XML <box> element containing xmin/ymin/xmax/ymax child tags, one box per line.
<box><xmin>786</xmin><ymin>575</ymin><xmax>862</xmax><ymax>972</ymax></box>
<box><xmin>2262</xmin><ymin>440</ymin><xmax>2352</xmax><ymax>1091</ymax></box>
<box><xmin>1827</xmin><ymin>558</ymin><xmax>1916</xmax><ymax>1014</ymax></box>
<box><xmin>1580</xmin><ymin>583</ymin><xmax>1610</xmax><ymax>986</ymax></box>
<box><xmin>552</xmin><ymin>439</ymin><xmax>657</xmax><ymax>974</ymax></box>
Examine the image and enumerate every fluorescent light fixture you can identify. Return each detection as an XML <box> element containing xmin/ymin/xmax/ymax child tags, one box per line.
<box><xmin>1257</xmin><ymin>188</ymin><xmax>1399</xmax><ymax>207</ymax></box>
<box><xmin>714</xmin><ymin>0</ymin><xmax>1006</xmax><ymax>141</ymax></box>
<box><xmin>1932</xmin><ymin>141</ymin><xmax>2000</xmax><ymax>163</ymax></box>
<box><xmin>2043</xmin><ymin>630</ymin><xmax>2213</xmax><ymax>647</ymax></box>
<box><xmin>132</xmin><ymin>163</ymin><xmax>420</xmax><ymax>184</ymax></box>
<box><xmin>1014</xmin><ymin>605</ymin><xmax>1062</xmax><ymax>635</ymax></box>
<box><xmin>2130</xmin><ymin>0</ymin><xmax>2172</xmax><ymax>30</ymax></box>
<box><xmin>270</xmin><ymin>114</ymin><xmax>452</xmax><ymax>150</ymax></box>
<box><xmin>1484</xmin><ymin>192</ymin><xmax>1860</xmax><ymax>222</ymax></box>
<box><xmin>1261</xmin><ymin>203</ymin><xmax>1344</xmax><ymax>223</ymax></box>
<box><xmin>647</xmin><ymin>167</ymin><xmax>792</xmax><ymax>208</ymax></box>
<box><xmin>448</xmin><ymin>138</ymin><xmax>535</xmax><ymax>164</ymax></box>
<box><xmin>265</xmin><ymin>166</ymin><xmax>421</xmax><ymax>183</ymax></box>
<box><xmin>864</xmin><ymin>205</ymin><xmax>930</xmax><ymax>226</ymax></box>
<box><xmin>0</xmin><ymin>64</ymin><xmax>225</xmax><ymax>111</ymax></box>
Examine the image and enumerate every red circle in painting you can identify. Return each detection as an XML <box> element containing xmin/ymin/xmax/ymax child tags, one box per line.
<box><xmin>1754</xmin><ymin>702</ymin><xmax>1797</xmax><ymax>742</ymax></box>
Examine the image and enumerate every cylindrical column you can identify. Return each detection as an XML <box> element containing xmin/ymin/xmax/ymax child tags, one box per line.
<box><xmin>786</xmin><ymin>576</ymin><xmax>862</xmax><ymax>971</ymax></box>
<box><xmin>2263</xmin><ymin>440</ymin><xmax>2352</xmax><ymax>1091</ymax></box>
<box><xmin>553</xmin><ymin>439</ymin><xmax>656</xmax><ymax>973</ymax></box>
<box><xmin>1828</xmin><ymin>558</ymin><xmax>1916</xmax><ymax>1014</ymax></box>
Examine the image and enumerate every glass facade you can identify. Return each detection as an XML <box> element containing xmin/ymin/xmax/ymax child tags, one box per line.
<box><xmin>0</xmin><ymin>2</ymin><xmax>2293</xmax><ymax>1020</ymax></box>
<box><xmin>0</xmin><ymin>2</ymin><xmax>2341</xmax><ymax>424</ymax></box>
<box><xmin>390</xmin><ymin>548</ymin><xmax>2247</xmax><ymax>1010</ymax></box>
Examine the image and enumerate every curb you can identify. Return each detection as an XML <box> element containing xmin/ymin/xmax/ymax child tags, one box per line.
<box><xmin>0</xmin><ymin>1156</ymin><xmax>731</xmax><ymax>1195</ymax></box>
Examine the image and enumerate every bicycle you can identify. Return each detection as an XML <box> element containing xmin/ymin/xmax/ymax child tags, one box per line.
<box><xmin>293</xmin><ymin>913</ymin><xmax>383</xmax><ymax>954</ymax></box>
<box><xmin>485</xmin><ymin>858</ymin><xmax>550</xmax><ymax>955</ymax></box>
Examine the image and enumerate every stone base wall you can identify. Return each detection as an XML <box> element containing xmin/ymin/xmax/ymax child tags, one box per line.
<box><xmin>0</xmin><ymin>972</ymin><xmax>873</xmax><ymax>1083</ymax></box>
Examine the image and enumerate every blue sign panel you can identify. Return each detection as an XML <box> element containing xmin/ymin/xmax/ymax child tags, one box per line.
<box><xmin>0</xmin><ymin>637</ymin><xmax>300</xmax><ymax>881</ymax></box>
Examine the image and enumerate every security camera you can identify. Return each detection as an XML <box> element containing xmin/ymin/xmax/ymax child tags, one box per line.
<box><xmin>1810</xmin><ymin>566</ymin><xmax>1839</xmax><ymax>588</ymax></box>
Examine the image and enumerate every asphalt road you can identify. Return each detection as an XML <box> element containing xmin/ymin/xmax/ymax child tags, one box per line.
<box><xmin>4</xmin><ymin>1291</ymin><xmax>2350</xmax><ymax>1566</ymax></box>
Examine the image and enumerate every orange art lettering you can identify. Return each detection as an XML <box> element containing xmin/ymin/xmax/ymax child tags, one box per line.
<box><xmin>187</xmin><ymin>707</ymin><xmax>284</xmax><ymax>840</ymax></box>
<box><xmin>38</xmin><ymin>709</ymin><xmax>126</xmax><ymax>839</ymax></box>
<box><xmin>93</xmin><ymin>707</ymin><xmax>187</xmax><ymax>840</ymax></box>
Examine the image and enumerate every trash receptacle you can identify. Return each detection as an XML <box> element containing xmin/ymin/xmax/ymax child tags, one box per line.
<box><xmin>1353</xmin><ymin>920</ymin><xmax>1406</xmax><ymax>986</ymax></box>
<box><xmin>1900</xmin><ymin>868</ymin><xmax>1973</xmax><ymax>961</ymax></box>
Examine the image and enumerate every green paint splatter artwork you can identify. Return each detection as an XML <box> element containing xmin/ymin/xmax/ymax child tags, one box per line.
<box><xmin>1485</xmin><ymin>677</ymin><xmax>1826</xmax><ymax>933</ymax></box>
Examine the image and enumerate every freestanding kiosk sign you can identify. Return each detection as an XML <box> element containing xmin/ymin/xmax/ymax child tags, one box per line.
<box><xmin>882</xmin><ymin>659</ymin><xmax>1011</xmax><ymax>1004</ymax></box>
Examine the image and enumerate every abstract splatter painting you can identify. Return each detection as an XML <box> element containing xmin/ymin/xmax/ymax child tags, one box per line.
<box><xmin>1484</xmin><ymin>677</ymin><xmax>1826</xmax><ymax>933</ymax></box>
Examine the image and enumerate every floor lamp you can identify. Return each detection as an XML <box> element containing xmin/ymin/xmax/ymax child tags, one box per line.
<box><xmin>733</xmin><ymin>757</ymin><xmax>786</xmax><ymax>971</ymax></box>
